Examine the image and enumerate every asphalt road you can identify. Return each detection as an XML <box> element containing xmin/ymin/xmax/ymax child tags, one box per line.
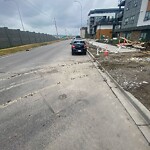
<box><xmin>0</xmin><ymin>40</ymin><xmax>149</xmax><ymax>150</ymax></box>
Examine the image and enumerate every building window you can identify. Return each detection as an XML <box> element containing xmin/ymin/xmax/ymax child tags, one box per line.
<box><xmin>144</xmin><ymin>11</ymin><xmax>150</xmax><ymax>21</ymax></box>
<box><xmin>130</xmin><ymin>16</ymin><xmax>135</xmax><ymax>24</ymax></box>
<box><xmin>124</xmin><ymin>18</ymin><xmax>129</xmax><ymax>25</ymax></box>
<box><xmin>126</xmin><ymin>1</ymin><xmax>131</xmax><ymax>11</ymax></box>
<box><xmin>126</xmin><ymin>33</ymin><xmax>131</xmax><ymax>40</ymax></box>
<box><xmin>122</xmin><ymin>32</ymin><xmax>131</xmax><ymax>40</ymax></box>
<box><xmin>147</xmin><ymin>0</ymin><xmax>150</xmax><ymax>11</ymax></box>
<box><xmin>133</xmin><ymin>0</ymin><xmax>138</xmax><ymax>7</ymax></box>
<box><xmin>140</xmin><ymin>33</ymin><xmax>147</xmax><ymax>41</ymax></box>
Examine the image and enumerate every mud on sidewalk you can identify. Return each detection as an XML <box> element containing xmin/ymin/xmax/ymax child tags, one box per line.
<box><xmin>88</xmin><ymin>44</ymin><xmax>150</xmax><ymax>111</ymax></box>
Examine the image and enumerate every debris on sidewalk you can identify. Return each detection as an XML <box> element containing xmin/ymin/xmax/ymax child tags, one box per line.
<box><xmin>91</xmin><ymin>37</ymin><xmax>150</xmax><ymax>51</ymax></box>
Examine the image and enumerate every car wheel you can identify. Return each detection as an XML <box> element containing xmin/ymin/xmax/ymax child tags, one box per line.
<box><xmin>83</xmin><ymin>52</ymin><xmax>86</xmax><ymax>55</ymax></box>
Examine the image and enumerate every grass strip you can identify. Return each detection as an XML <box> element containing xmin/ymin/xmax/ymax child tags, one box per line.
<box><xmin>0</xmin><ymin>40</ymin><xmax>61</xmax><ymax>56</ymax></box>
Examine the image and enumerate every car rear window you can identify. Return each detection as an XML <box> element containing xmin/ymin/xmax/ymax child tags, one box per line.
<box><xmin>74</xmin><ymin>41</ymin><xmax>85</xmax><ymax>44</ymax></box>
<box><xmin>76</xmin><ymin>36</ymin><xmax>81</xmax><ymax>38</ymax></box>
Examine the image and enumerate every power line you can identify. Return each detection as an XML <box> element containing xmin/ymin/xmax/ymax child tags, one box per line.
<box><xmin>4</xmin><ymin>0</ymin><xmax>25</xmax><ymax>31</ymax></box>
<box><xmin>24</xmin><ymin>0</ymin><xmax>51</xmax><ymax>18</ymax></box>
<box><xmin>6</xmin><ymin>0</ymin><xmax>65</xmax><ymax>35</ymax></box>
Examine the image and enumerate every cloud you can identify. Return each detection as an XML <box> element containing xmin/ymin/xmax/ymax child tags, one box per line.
<box><xmin>0</xmin><ymin>0</ymin><xmax>118</xmax><ymax>35</ymax></box>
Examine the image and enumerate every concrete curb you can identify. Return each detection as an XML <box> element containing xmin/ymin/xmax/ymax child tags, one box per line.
<box><xmin>87</xmin><ymin>49</ymin><xmax>150</xmax><ymax>145</ymax></box>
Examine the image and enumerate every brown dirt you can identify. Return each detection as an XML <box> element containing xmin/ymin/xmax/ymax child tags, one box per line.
<box><xmin>88</xmin><ymin>44</ymin><xmax>150</xmax><ymax>111</ymax></box>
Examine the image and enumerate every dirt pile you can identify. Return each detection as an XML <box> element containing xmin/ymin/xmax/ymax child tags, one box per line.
<box><xmin>143</xmin><ymin>42</ymin><xmax>150</xmax><ymax>51</ymax></box>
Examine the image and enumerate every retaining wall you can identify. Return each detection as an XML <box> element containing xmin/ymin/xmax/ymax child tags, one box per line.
<box><xmin>0</xmin><ymin>27</ymin><xmax>56</xmax><ymax>49</ymax></box>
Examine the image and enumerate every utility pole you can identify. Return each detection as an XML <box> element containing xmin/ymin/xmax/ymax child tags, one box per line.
<box><xmin>65</xmin><ymin>28</ymin><xmax>68</xmax><ymax>38</ymax></box>
<box><xmin>54</xmin><ymin>18</ymin><xmax>58</xmax><ymax>38</ymax></box>
<box><xmin>65</xmin><ymin>28</ymin><xmax>67</xmax><ymax>36</ymax></box>
<box><xmin>5</xmin><ymin>0</ymin><xmax>25</xmax><ymax>31</ymax></box>
<box><xmin>16</xmin><ymin>2</ymin><xmax>25</xmax><ymax>31</ymax></box>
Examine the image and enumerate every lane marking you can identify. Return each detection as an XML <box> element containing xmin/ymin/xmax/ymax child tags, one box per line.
<box><xmin>0</xmin><ymin>55</ymin><xmax>12</xmax><ymax>60</ymax></box>
<box><xmin>0</xmin><ymin>83</ymin><xmax>57</xmax><ymax>109</ymax></box>
<box><xmin>0</xmin><ymin>77</ymin><xmax>41</xmax><ymax>93</ymax></box>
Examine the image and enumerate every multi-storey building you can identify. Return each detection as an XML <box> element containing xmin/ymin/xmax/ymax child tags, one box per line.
<box><xmin>115</xmin><ymin>0</ymin><xmax>150</xmax><ymax>41</ymax></box>
<box><xmin>115</xmin><ymin>0</ymin><xmax>125</xmax><ymax>30</ymax></box>
<box><xmin>87</xmin><ymin>8</ymin><xmax>122</xmax><ymax>39</ymax></box>
<box><xmin>80</xmin><ymin>27</ymin><xmax>88</xmax><ymax>38</ymax></box>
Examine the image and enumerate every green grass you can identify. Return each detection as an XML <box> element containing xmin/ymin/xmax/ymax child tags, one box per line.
<box><xmin>0</xmin><ymin>40</ymin><xmax>61</xmax><ymax>56</ymax></box>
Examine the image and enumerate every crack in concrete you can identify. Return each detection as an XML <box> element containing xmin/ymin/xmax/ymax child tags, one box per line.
<box><xmin>40</xmin><ymin>92</ymin><xmax>55</xmax><ymax>114</ymax></box>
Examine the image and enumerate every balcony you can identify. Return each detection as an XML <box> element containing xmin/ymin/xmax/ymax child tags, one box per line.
<box><xmin>94</xmin><ymin>18</ymin><xmax>117</xmax><ymax>26</ymax></box>
<box><xmin>90</xmin><ymin>17</ymin><xmax>95</xmax><ymax>21</ymax></box>
<box><xmin>115</xmin><ymin>25</ymin><xmax>121</xmax><ymax>30</ymax></box>
<box><xmin>90</xmin><ymin>20</ymin><xmax>95</xmax><ymax>24</ymax></box>
<box><xmin>116</xmin><ymin>11</ymin><xmax>123</xmax><ymax>19</ymax></box>
<box><xmin>118</xmin><ymin>0</ymin><xmax>125</xmax><ymax>7</ymax></box>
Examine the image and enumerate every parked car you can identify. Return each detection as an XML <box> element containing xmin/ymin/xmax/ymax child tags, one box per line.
<box><xmin>71</xmin><ymin>40</ymin><xmax>87</xmax><ymax>55</ymax></box>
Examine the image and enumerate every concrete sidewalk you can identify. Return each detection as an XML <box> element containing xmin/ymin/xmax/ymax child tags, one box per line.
<box><xmin>88</xmin><ymin>39</ymin><xmax>139</xmax><ymax>53</ymax></box>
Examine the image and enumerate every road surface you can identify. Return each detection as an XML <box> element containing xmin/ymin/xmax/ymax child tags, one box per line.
<box><xmin>0</xmin><ymin>40</ymin><xmax>149</xmax><ymax>150</ymax></box>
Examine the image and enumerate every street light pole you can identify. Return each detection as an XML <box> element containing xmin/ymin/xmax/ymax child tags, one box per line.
<box><xmin>54</xmin><ymin>18</ymin><xmax>59</xmax><ymax>38</ymax></box>
<box><xmin>4</xmin><ymin>0</ymin><xmax>25</xmax><ymax>31</ymax></box>
<box><xmin>74</xmin><ymin>0</ymin><xmax>82</xmax><ymax>28</ymax></box>
<box><xmin>15</xmin><ymin>2</ymin><xmax>25</xmax><ymax>31</ymax></box>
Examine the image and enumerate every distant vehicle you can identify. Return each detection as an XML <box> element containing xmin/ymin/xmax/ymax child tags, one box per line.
<box><xmin>71</xmin><ymin>39</ymin><xmax>87</xmax><ymax>55</ymax></box>
<box><xmin>75</xmin><ymin>35</ymin><xmax>81</xmax><ymax>39</ymax></box>
<box><xmin>70</xmin><ymin>36</ymin><xmax>82</xmax><ymax>44</ymax></box>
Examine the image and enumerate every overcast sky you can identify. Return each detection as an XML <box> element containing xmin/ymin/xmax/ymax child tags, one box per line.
<box><xmin>0</xmin><ymin>0</ymin><xmax>118</xmax><ymax>35</ymax></box>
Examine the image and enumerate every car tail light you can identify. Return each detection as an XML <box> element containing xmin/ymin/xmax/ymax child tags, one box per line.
<box><xmin>72</xmin><ymin>45</ymin><xmax>75</xmax><ymax>48</ymax></box>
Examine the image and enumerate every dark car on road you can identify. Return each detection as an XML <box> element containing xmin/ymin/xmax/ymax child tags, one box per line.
<box><xmin>71</xmin><ymin>40</ymin><xmax>87</xmax><ymax>55</ymax></box>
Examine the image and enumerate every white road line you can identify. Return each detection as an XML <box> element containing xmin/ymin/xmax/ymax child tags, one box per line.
<box><xmin>0</xmin><ymin>77</ymin><xmax>41</xmax><ymax>93</ymax></box>
<box><xmin>0</xmin><ymin>83</ymin><xmax>56</xmax><ymax>109</ymax></box>
<box><xmin>0</xmin><ymin>54</ymin><xmax>12</xmax><ymax>60</ymax></box>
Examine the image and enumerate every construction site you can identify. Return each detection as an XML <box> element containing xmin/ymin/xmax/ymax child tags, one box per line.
<box><xmin>87</xmin><ymin>39</ymin><xmax>150</xmax><ymax>111</ymax></box>
<box><xmin>83</xmin><ymin>0</ymin><xmax>150</xmax><ymax>111</ymax></box>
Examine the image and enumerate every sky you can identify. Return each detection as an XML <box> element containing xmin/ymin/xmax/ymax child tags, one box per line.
<box><xmin>0</xmin><ymin>0</ymin><xmax>118</xmax><ymax>35</ymax></box>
